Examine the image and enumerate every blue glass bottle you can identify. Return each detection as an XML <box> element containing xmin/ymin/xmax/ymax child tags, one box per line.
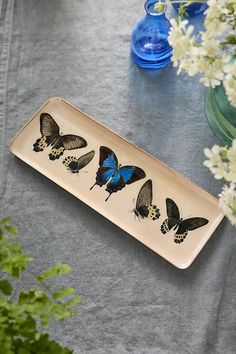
<box><xmin>172</xmin><ymin>2</ymin><xmax>208</xmax><ymax>16</ymax></box>
<box><xmin>131</xmin><ymin>1</ymin><xmax>173</xmax><ymax>69</ymax></box>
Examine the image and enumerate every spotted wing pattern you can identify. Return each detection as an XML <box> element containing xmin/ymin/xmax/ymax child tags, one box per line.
<box><xmin>63</xmin><ymin>150</ymin><xmax>95</xmax><ymax>174</ymax></box>
<box><xmin>33</xmin><ymin>113</ymin><xmax>87</xmax><ymax>160</ymax></box>
<box><xmin>160</xmin><ymin>198</ymin><xmax>180</xmax><ymax>234</ymax></box>
<box><xmin>174</xmin><ymin>218</ymin><xmax>209</xmax><ymax>244</ymax></box>
<box><xmin>161</xmin><ymin>198</ymin><xmax>209</xmax><ymax>244</ymax></box>
<box><xmin>134</xmin><ymin>180</ymin><xmax>160</xmax><ymax>220</ymax></box>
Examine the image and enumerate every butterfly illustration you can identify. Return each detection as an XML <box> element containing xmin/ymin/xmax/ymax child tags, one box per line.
<box><xmin>90</xmin><ymin>146</ymin><xmax>146</xmax><ymax>201</ymax></box>
<box><xmin>33</xmin><ymin>113</ymin><xmax>87</xmax><ymax>160</ymax></box>
<box><xmin>133</xmin><ymin>179</ymin><xmax>160</xmax><ymax>221</ymax></box>
<box><xmin>161</xmin><ymin>198</ymin><xmax>209</xmax><ymax>244</ymax></box>
<box><xmin>63</xmin><ymin>150</ymin><xmax>95</xmax><ymax>174</ymax></box>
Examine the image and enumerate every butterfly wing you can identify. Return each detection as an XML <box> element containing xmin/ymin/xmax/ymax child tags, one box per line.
<box><xmin>174</xmin><ymin>217</ymin><xmax>209</xmax><ymax>244</ymax></box>
<box><xmin>160</xmin><ymin>198</ymin><xmax>180</xmax><ymax>234</ymax></box>
<box><xmin>120</xmin><ymin>166</ymin><xmax>146</xmax><ymax>186</ymax></box>
<box><xmin>61</xmin><ymin>135</ymin><xmax>87</xmax><ymax>150</ymax></box>
<box><xmin>106</xmin><ymin>166</ymin><xmax>146</xmax><ymax>195</ymax></box>
<box><xmin>91</xmin><ymin>146</ymin><xmax>118</xmax><ymax>188</ymax></box>
<box><xmin>63</xmin><ymin>156</ymin><xmax>79</xmax><ymax>174</ymax></box>
<box><xmin>49</xmin><ymin>135</ymin><xmax>87</xmax><ymax>160</ymax></box>
<box><xmin>33</xmin><ymin>113</ymin><xmax>60</xmax><ymax>152</ymax></box>
<box><xmin>63</xmin><ymin>150</ymin><xmax>95</xmax><ymax>174</ymax></box>
<box><xmin>76</xmin><ymin>150</ymin><xmax>95</xmax><ymax>170</ymax></box>
<box><xmin>166</xmin><ymin>198</ymin><xmax>180</xmax><ymax>220</ymax></box>
<box><xmin>40</xmin><ymin>113</ymin><xmax>60</xmax><ymax>137</ymax></box>
<box><xmin>136</xmin><ymin>179</ymin><xmax>152</xmax><ymax>210</ymax></box>
<box><xmin>134</xmin><ymin>180</ymin><xmax>160</xmax><ymax>220</ymax></box>
<box><xmin>33</xmin><ymin>113</ymin><xmax>87</xmax><ymax>160</ymax></box>
<box><xmin>99</xmin><ymin>146</ymin><xmax>118</xmax><ymax>167</ymax></box>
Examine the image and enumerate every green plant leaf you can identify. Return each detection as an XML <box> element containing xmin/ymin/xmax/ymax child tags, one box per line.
<box><xmin>65</xmin><ymin>296</ymin><xmax>81</xmax><ymax>308</ymax></box>
<box><xmin>5</xmin><ymin>225</ymin><xmax>18</xmax><ymax>236</ymax></box>
<box><xmin>32</xmin><ymin>334</ymin><xmax>73</xmax><ymax>354</ymax></box>
<box><xmin>36</xmin><ymin>264</ymin><xmax>71</xmax><ymax>283</ymax></box>
<box><xmin>53</xmin><ymin>287</ymin><xmax>75</xmax><ymax>300</ymax></box>
<box><xmin>0</xmin><ymin>216</ymin><xmax>12</xmax><ymax>225</ymax></box>
<box><xmin>0</xmin><ymin>216</ymin><xmax>79</xmax><ymax>353</ymax></box>
<box><xmin>0</xmin><ymin>279</ymin><xmax>13</xmax><ymax>295</ymax></box>
<box><xmin>0</xmin><ymin>218</ymin><xmax>32</xmax><ymax>277</ymax></box>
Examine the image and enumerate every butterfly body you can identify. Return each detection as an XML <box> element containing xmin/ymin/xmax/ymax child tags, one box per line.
<box><xmin>63</xmin><ymin>150</ymin><xmax>95</xmax><ymax>174</ymax></box>
<box><xmin>33</xmin><ymin>113</ymin><xmax>87</xmax><ymax>160</ymax></box>
<box><xmin>133</xmin><ymin>180</ymin><xmax>160</xmax><ymax>221</ymax></box>
<box><xmin>134</xmin><ymin>205</ymin><xmax>149</xmax><ymax>219</ymax></box>
<box><xmin>90</xmin><ymin>146</ymin><xmax>146</xmax><ymax>201</ymax></box>
<box><xmin>67</xmin><ymin>160</ymin><xmax>80</xmax><ymax>174</ymax></box>
<box><xmin>161</xmin><ymin>198</ymin><xmax>209</xmax><ymax>243</ymax></box>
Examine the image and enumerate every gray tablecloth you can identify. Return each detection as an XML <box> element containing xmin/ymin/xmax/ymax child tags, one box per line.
<box><xmin>0</xmin><ymin>1</ymin><xmax>235</xmax><ymax>353</ymax></box>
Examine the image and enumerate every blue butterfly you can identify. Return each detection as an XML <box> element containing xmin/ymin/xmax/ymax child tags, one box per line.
<box><xmin>90</xmin><ymin>146</ymin><xmax>146</xmax><ymax>201</ymax></box>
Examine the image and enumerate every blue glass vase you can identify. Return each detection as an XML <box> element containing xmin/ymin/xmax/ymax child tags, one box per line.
<box><xmin>172</xmin><ymin>2</ymin><xmax>208</xmax><ymax>16</ymax></box>
<box><xmin>131</xmin><ymin>1</ymin><xmax>173</xmax><ymax>69</ymax></box>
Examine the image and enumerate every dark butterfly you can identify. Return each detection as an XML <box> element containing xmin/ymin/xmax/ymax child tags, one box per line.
<box><xmin>90</xmin><ymin>146</ymin><xmax>146</xmax><ymax>201</ymax></box>
<box><xmin>133</xmin><ymin>179</ymin><xmax>160</xmax><ymax>221</ymax></box>
<box><xmin>160</xmin><ymin>198</ymin><xmax>209</xmax><ymax>244</ymax></box>
<box><xmin>63</xmin><ymin>150</ymin><xmax>95</xmax><ymax>174</ymax></box>
<box><xmin>33</xmin><ymin>113</ymin><xmax>87</xmax><ymax>160</ymax></box>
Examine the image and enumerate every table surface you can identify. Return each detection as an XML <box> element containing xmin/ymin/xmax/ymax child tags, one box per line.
<box><xmin>0</xmin><ymin>1</ymin><xmax>235</xmax><ymax>353</ymax></box>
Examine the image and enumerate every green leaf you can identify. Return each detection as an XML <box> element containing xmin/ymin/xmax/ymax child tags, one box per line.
<box><xmin>0</xmin><ymin>279</ymin><xmax>12</xmax><ymax>295</ymax></box>
<box><xmin>0</xmin><ymin>217</ymin><xmax>79</xmax><ymax>353</ymax></box>
<box><xmin>18</xmin><ymin>348</ymin><xmax>31</xmax><ymax>354</ymax></box>
<box><xmin>0</xmin><ymin>217</ymin><xmax>12</xmax><ymax>225</ymax></box>
<box><xmin>53</xmin><ymin>287</ymin><xmax>75</xmax><ymax>300</ymax></box>
<box><xmin>32</xmin><ymin>334</ymin><xmax>73</xmax><ymax>354</ymax></box>
<box><xmin>65</xmin><ymin>296</ymin><xmax>81</xmax><ymax>308</ymax></box>
<box><xmin>5</xmin><ymin>225</ymin><xmax>18</xmax><ymax>236</ymax></box>
<box><xmin>221</xmin><ymin>35</ymin><xmax>236</xmax><ymax>47</ymax></box>
<box><xmin>0</xmin><ymin>217</ymin><xmax>31</xmax><ymax>277</ymax></box>
<box><xmin>36</xmin><ymin>264</ymin><xmax>71</xmax><ymax>283</ymax></box>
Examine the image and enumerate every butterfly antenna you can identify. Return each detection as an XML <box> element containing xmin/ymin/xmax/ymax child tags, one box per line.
<box><xmin>105</xmin><ymin>193</ymin><xmax>112</xmax><ymax>202</ymax></box>
<box><xmin>90</xmin><ymin>182</ymin><xmax>97</xmax><ymax>190</ymax></box>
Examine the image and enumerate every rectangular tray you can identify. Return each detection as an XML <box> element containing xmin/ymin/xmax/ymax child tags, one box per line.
<box><xmin>10</xmin><ymin>97</ymin><xmax>224</xmax><ymax>269</ymax></box>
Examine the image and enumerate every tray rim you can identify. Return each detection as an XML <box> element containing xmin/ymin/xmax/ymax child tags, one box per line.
<box><xmin>10</xmin><ymin>97</ymin><xmax>225</xmax><ymax>269</ymax></box>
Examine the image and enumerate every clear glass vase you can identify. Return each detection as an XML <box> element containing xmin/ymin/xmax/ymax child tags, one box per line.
<box><xmin>131</xmin><ymin>0</ymin><xmax>173</xmax><ymax>69</ymax></box>
<box><xmin>205</xmin><ymin>84</ymin><xmax>236</xmax><ymax>145</ymax></box>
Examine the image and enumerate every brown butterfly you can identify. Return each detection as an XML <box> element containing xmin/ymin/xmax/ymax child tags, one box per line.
<box><xmin>33</xmin><ymin>113</ymin><xmax>87</xmax><ymax>160</ymax></box>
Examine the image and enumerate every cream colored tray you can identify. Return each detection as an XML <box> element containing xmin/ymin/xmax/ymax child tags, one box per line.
<box><xmin>10</xmin><ymin>97</ymin><xmax>224</xmax><ymax>269</ymax></box>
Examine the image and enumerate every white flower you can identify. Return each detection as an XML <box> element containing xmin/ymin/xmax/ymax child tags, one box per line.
<box><xmin>225</xmin><ymin>142</ymin><xmax>236</xmax><ymax>182</ymax></box>
<box><xmin>200</xmin><ymin>74</ymin><xmax>222</xmax><ymax>88</ymax></box>
<box><xmin>204</xmin><ymin>145</ymin><xmax>221</xmax><ymax>158</ymax></box>
<box><xmin>227</xmin><ymin>141</ymin><xmax>236</xmax><ymax>163</ymax></box>
<box><xmin>204</xmin><ymin>139</ymin><xmax>236</xmax><ymax>226</ymax></box>
<box><xmin>203</xmin><ymin>145</ymin><xmax>227</xmax><ymax>179</ymax></box>
<box><xmin>168</xmin><ymin>19</ymin><xmax>195</xmax><ymax>70</ymax></box>
<box><xmin>223</xmin><ymin>61</ymin><xmax>236</xmax><ymax>107</ymax></box>
<box><xmin>168</xmin><ymin>0</ymin><xmax>236</xmax><ymax>107</ymax></box>
<box><xmin>219</xmin><ymin>183</ymin><xmax>236</xmax><ymax>225</ymax></box>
